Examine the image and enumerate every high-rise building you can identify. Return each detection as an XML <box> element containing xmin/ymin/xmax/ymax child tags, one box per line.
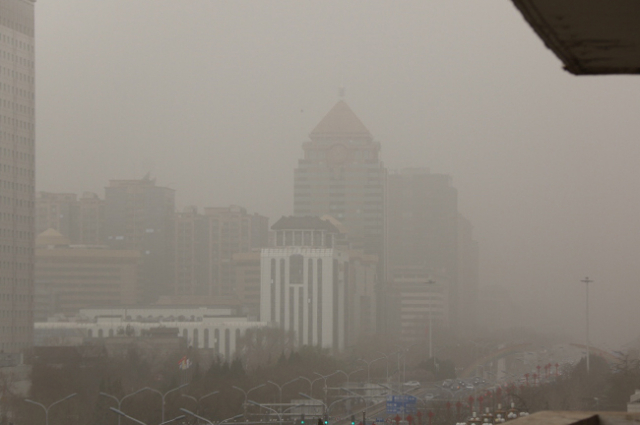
<box><xmin>387</xmin><ymin>168</ymin><xmax>460</xmax><ymax>338</ymax></box>
<box><xmin>457</xmin><ymin>214</ymin><xmax>479</xmax><ymax>334</ymax></box>
<box><xmin>203</xmin><ymin>205</ymin><xmax>269</xmax><ymax>298</ymax></box>
<box><xmin>78</xmin><ymin>191</ymin><xmax>105</xmax><ymax>245</ymax></box>
<box><xmin>173</xmin><ymin>205</ymin><xmax>269</xmax><ymax>303</ymax></box>
<box><xmin>293</xmin><ymin>100</ymin><xmax>386</xmax><ymax>330</ymax></box>
<box><xmin>174</xmin><ymin>206</ymin><xmax>210</xmax><ymax>297</ymax></box>
<box><xmin>0</xmin><ymin>0</ymin><xmax>36</xmax><ymax>353</ymax></box>
<box><xmin>294</xmin><ymin>100</ymin><xmax>385</xmax><ymax>267</ymax></box>
<box><xmin>104</xmin><ymin>176</ymin><xmax>175</xmax><ymax>304</ymax></box>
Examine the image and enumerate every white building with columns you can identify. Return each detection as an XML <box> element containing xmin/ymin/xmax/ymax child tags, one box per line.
<box><xmin>34</xmin><ymin>306</ymin><xmax>266</xmax><ymax>360</ymax></box>
<box><xmin>260</xmin><ymin>217</ymin><xmax>350</xmax><ymax>351</ymax></box>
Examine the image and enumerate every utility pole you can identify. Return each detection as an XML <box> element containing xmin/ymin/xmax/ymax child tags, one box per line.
<box><xmin>581</xmin><ymin>277</ymin><xmax>593</xmax><ymax>374</ymax></box>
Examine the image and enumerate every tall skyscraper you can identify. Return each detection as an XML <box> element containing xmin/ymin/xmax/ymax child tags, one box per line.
<box><xmin>104</xmin><ymin>176</ymin><xmax>175</xmax><ymax>304</ymax></box>
<box><xmin>0</xmin><ymin>0</ymin><xmax>36</xmax><ymax>353</ymax></box>
<box><xmin>387</xmin><ymin>168</ymin><xmax>461</xmax><ymax>338</ymax></box>
<box><xmin>293</xmin><ymin>101</ymin><xmax>386</xmax><ymax>330</ymax></box>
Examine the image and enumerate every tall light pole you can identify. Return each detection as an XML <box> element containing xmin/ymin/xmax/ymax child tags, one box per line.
<box><xmin>144</xmin><ymin>383</ymin><xmax>188</xmax><ymax>423</ymax></box>
<box><xmin>100</xmin><ymin>388</ymin><xmax>149</xmax><ymax>425</ymax></box>
<box><xmin>375</xmin><ymin>352</ymin><xmax>391</xmax><ymax>383</ymax></box>
<box><xmin>357</xmin><ymin>358</ymin><xmax>384</xmax><ymax>384</ymax></box>
<box><xmin>314</xmin><ymin>371</ymin><xmax>339</xmax><ymax>410</ymax></box>
<box><xmin>268</xmin><ymin>377</ymin><xmax>299</xmax><ymax>405</ymax></box>
<box><xmin>425</xmin><ymin>279</ymin><xmax>437</xmax><ymax>359</ymax></box>
<box><xmin>581</xmin><ymin>277</ymin><xmax>593</xmax><ymax>374</ymax></box>
<box><xmin>233</xmin><ymin>384</ymin><xmax>266</xmax><ymax>420</ymax></box>
<box><xmin>25</xmin><ymin>393</ymin><xmax>77</xmax><ymax>425</ymax></box>
<box><xmin>335</xmin><ymin>369</ymin><xmax>364</xmax><ymax>386</ymax></box>
<box><xmin>298</xmin><ymin>375</ymin><xmax>324</xmax><ymax>399</ymax></box>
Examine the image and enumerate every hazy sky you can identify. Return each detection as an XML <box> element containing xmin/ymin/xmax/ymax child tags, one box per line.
<box><xmin>36</xmin><ymin>1</ymin><xmax>640</xmax><ymax>348</ymax></box>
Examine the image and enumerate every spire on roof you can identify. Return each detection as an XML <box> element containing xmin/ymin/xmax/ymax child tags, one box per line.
<box><xmin>309</xmin><ymin>100</ymin><xmax>372</xmax><ymax>141</ymax></box>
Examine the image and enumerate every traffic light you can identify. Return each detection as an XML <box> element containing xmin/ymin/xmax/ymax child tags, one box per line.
<box><xmin>351</xmin><ymin>415</ymin><xmax>356</xmax><ymax>425</ymax></box>
<box><xmin>301</xmin><ymin>414</ymin><xmax>305</xmax><ymax>425</ymax></box>
<box><xmin>324</xmin><ymin>414</ymin><xmax>329</xmax><ymax>425</ymax></box>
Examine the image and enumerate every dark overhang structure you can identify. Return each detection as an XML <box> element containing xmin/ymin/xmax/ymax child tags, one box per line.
<box><xmin>511</xmin><ymin>0</ymin><xmax>640</xmax><ymax>75</ymax></box>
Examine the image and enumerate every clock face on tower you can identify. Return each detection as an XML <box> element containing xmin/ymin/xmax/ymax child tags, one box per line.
<box><xmin>328</xmin><ymin>144</ymin><xmax>348</xmax><ymax>165</ymax></box>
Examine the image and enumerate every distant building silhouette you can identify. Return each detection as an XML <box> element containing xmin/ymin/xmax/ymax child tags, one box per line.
<box><xmin>387</xmin><ymin>168</ymin><xmax>479</xmax><ymax>339</ymax></box>
<box><xmin>35</xmin><ymin>229</ymin><xmax>140</xmax><ymax>320</ymax></box>
<box><xmin>293</xmin><ymin>100</ymin><xmax>386</xmax><ymax>332</ymax></box>
<box><xmin>104</xmin><ymin>176</ymin><xmax>175</xmax><ymax>304</ymax></box>
<box><xmin>173</xmin><ymin>205</ymin><xmax>269</xmax><ymax>308</ymax></box>
<box><xmin>0</xmin><ymin>0</ymin><xmax>36</xmax><ymax>353</ymax></box>
<box><xmin>36</xmin><ymin>191</ymin><xmax>105</xmax><ymax>245</ymax></box>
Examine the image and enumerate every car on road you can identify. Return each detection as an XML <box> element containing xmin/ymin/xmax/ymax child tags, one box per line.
<box><xmin>403</xmin><ymin>381</ymin><xmax>421</xmax><ymax>387</ymax></box>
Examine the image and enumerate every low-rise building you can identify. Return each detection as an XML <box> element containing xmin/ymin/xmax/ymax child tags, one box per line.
<box><xmin>34</xmin><ymin>306</ymin><xmax>267</xmax><ymax>360</ymax></box>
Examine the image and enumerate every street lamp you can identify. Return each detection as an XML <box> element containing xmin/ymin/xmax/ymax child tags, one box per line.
<box><xmin>298</xmin><ymin>375</ymin><xmax>324</xmax><ymax>399</ymax></box>
<box><xmin>25</xmin><ymin>393</ymin><xmax>77</xmax><ymax>425</ymax></box>
<box><xmin>581</xmin><ymin>277</ymin><xmax>593</xmax><ymax>374</ymax></box>
<box><xmin>357</xmin><ymin>357</ymin><xmax>384</xmax><ymax>384</ymax></box>
<box><xmin>144</xmin><ymin>383</ymin><xmax>189</xmax><ymax>423</ymax></box>
<box><xmin>375</xmin><ymin>352</ymin><xmax>392</xmax><ymax>383</ymax></box>
<box><xmin>109</xmin><ymin>407</ymin><xmax>185</xmax><ymax>425</ymax></box>
<box><xmin>335</xmin><ymin>369</ymin><xmax>364</xmax><ymax>386</ymax></box>
<box><xmin>233</xmin><ymin>384</ymin><xmax>266</xmax><ymax>420</ymax></box>
<box><xmin>180</xmin><ymin>390</ymin><xmax>219</xmax><ymax>415</ymax></box>
<box><xmin>268</xmin><ymin>377</ymin><xmax>299</xmax><ymax>404</ymax></box>
<box><xmin>100</xmin><ymin>388</ymin><xmax>150</xmax><ymax>425</ymax></box>
<box><xmin>179</xmin><ymin>407</ymin><xmax>214</xmax><ymax>425</ymax></box>
<box><xmin>314</xmin><ymin>371</ymin><xmax>339</xmax><ymax>409</ymax></box>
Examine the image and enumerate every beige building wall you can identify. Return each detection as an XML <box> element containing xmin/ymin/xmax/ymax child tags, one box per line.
<box><xmin>35</xmin><ymin>230</ymin><xmax>140</xmax><ymax>319</ymax></box>
<box><xmin>346</xmin><ymin>250</ymin><xmax>377</xmax><ymax>345</ymax></box>
<box><xmin>232</xmin><ymin>251</ymin><xmax>261</xmax><ymax>319</ymax></box>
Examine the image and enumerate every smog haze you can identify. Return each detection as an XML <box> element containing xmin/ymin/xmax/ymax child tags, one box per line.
<box><xmin>36</xmin><ymin>0</ymin><xmax>640</xmax><ymax>347</ymax></box>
